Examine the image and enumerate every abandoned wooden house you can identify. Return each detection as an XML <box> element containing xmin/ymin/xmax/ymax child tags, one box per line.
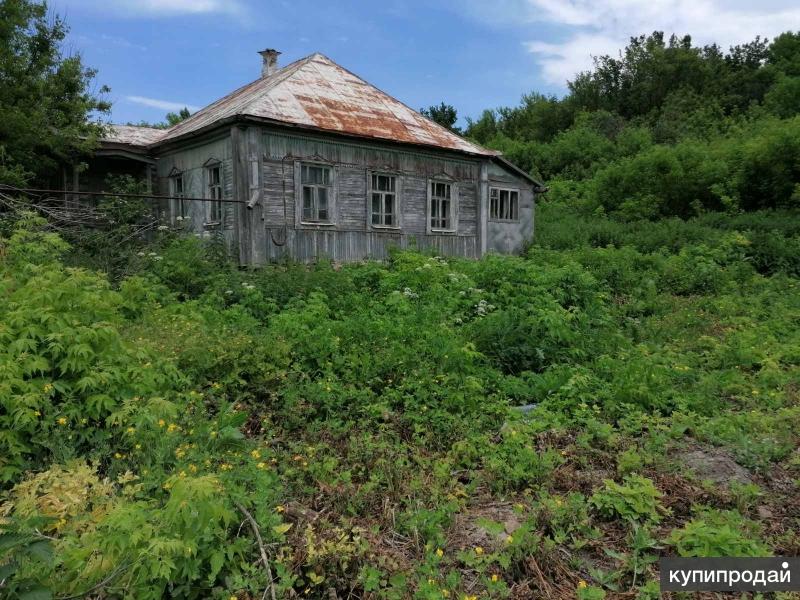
<box><xmin>92</xmin><ymin>50</ymin><xmax>546</xmax><ymax>264</ymax></box>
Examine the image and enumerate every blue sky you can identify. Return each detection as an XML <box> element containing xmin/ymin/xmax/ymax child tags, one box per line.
<box><xmin>56</xmin><ymin>0</ymin><xmax>800</xmax><ymax>127</ymax></box>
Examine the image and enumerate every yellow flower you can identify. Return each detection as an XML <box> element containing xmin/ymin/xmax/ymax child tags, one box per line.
<box><xmin>275</xmin><ymin>505</ymin><xmax>285</xmax><ymax>513</ymax></box>
<box><xmin>189</xmin><ymin>464</ymin><xmax>198</xmax><ymax>473</ymax></box>
<box><xmin>474</xmin><ymin>546</ymin><xmax>484</xmax><ymax>555</ymax></box>
<box><xmin>435</xmin><ymin>548</ymin><xmax>444</xmax><ymax>557</ymax></box>
<box><xmin>114</xmin><ymin>452</ymin><xmax>123</xmax><ymax>459</ymax></box>
<box><xmin>230</xmin><ymin>596</ymin><xmax>238</xmax><ymax>600</ymax></box>
<box><xmin>210</xmin><ymin>430</ymin><xmax>218</xmax><ymax>438</ymax></box>
<box><xmin>428</xmin><ymin>578</ymin><xmax>435</xmax><ymax>585</ymax></box>
<box><xmin>57</xmin><ymin>417</ymin><xmax>68</xmax><ymax>426</ymax></box>
<box><xmin>464</xmin><ymin>596</ymin><xmax>478</xmax><ymax>600</ymax></box>
<box><xmin>81</xmin><ymin>418</ymin><xmax>88</xmax><ymax>424</ymax></box>
<box><xmin>179</xmin><ymin>470</ymin><xmax>187</xmax><ymax>478</ymax></box>
<box><xmin>578</xmin><ymin>580</ymin><xmax>588</xmax><ymax>589</ymax></box>
<box><xmin>220</xmin><ymin>463</ymin><xmax>233</xmax><ymax>471</ymax></box>
<box><xmin>43</xmin><ymin>383</ymin><xmax>53</xmax><ymax>393</ymax></box>
<box><xmin>505</xmin><ymin>535</ymin><xmax>513</xmax><ymax>544</ymax></box>
<box><xmin>163</xmin><ymin>482</ymin><xmax>172</xmax><ymax>490</ymax></box>
<box><xmin>126</xmin><ymin>427</ymin><xmax>135</xmax><ymax>434</ymax></box>
<box><xmin>256</xmin><ymin>462</ymin><xmax>267</xmax><ymax>469</ymax></box>
<box><xmin>250</xmin><ymin>449</ymin><xmax>261</xmax><ymax>459</ymax></box>
<box><xmin>441</xmin><ymin>590</ymin><xmax>450</xmax><ymax>598</ymax></box>
<box><xmin>158</xmin><ymin>419</ymin><xmax>165</xmax><ymax>427</ymax></box>
<box><xmin>135</xmin><ymin>443</ymin><xmax>142</xmax><ymax>450</ymax></box>
<box><xmin>490</xmin><ymin>574</ymin><xmax>498</xmax><ymax>583</ymax></box>
<box><xmin>212</xmin><ymin>382</ymin><xmax>221</xmax><ymax>389</ymax></box>
<box><xmin>167</xmin><ymin>423</ymin><xmax>178</xmax><ymax>432</ymax></box>
<box><xmin>33</xmin><ymin>410</ymin><xmax>41</xmax><ymax>417</ymax></box>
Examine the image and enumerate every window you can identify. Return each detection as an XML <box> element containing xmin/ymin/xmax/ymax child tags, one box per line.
<box><xmin>301</xmin><ymin>163</ymin><xmax>332</xmax><ymax>223</ymax></box>
<box><xmin>490</xmin><ymin>187</ymin><xmax>519</xmax><ymax>221</ymax></box>
<box><xmin>171</xmin><ymin>173</ymin><xmax>186</xmax><ymax>218</ymax></box>
<box><xmin>430</xmin><ymin>181</ymin><xmax>453</xmax><ymax>231</ymax></box>
<box><xmin>206</xmin><ymin>164</ymin><xmax>223</xmax><ymax>223</ymax></box>
<box><xmin>370</xmin><ymin>173</ymin><xmax>397</xmax><ymax>227</ymax></box>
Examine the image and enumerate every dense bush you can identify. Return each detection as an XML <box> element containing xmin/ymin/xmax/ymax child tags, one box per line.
<box><xmin>1</xmin><ymin>206</ymin><xmax>798</xmax><ymax>598</ymax></box>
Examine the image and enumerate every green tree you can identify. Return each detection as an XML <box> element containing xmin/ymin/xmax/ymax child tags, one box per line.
<box><xmin>0</xmin><ymin>0</ymin><xmax>110</xmax><ymax>186</ymax></box>
<box><xmin>420</xmin><ymin>102</ymin><xmax>461</xmax><ymax>133</ymax></box>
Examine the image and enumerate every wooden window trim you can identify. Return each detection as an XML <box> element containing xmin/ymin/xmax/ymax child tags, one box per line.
<box><xmin>489</xmin><ymin>186</ymin><xmax>520</xmax><ymax>222</ymax></box>
<box><xmin>170</xmin><ymin>172</ymin><xmax>186</xmax><ymax>220</ymax></box>
<box><xmin>295</xmin><ymin>161</ymin><xmax>337</xmax><ymax>228</ymax></box>
<box><xmin>367</xmin><ymin>171</ymin><xmax>402</xmax><ymax>231</ymax></box>
<box><xmin>205</xmin><ymin>161</ymin><xmax>223</xmax><ymax>226</ymax></box>
<box><xmin>427</xmin><ymin>178</ymin><xmax>458</xmax><ymax>234</ymax></box>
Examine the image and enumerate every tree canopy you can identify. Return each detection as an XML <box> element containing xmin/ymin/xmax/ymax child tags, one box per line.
<box><xmin>0</xmin><ymin>0</ymin><xmax>110</xmax><ymax>187</ymax></box>
<box><xmin>463</xmin><ymin>31</ymin><xmax>800</xmax><ymax>219</ymax></box>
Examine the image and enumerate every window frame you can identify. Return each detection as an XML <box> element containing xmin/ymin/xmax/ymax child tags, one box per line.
<box><xmin>295</xmin><ymin>161</ymin><xmax>336</xmax><ymax>227</ymax></box>
<box><xmin>170</xmin><ymin>170</ymin><xmax>186</xmax><ymax>220</ymax></box>
<box><xmin>427</xmin><ymin>178</ymin><xmax>458</xmax><ymax>234</ymax></box>
<box><xmin>367</xmin><ymin>171</ymin><xmax>402</xmax><ymax>230</ymax></box>
<box><xmin>205</xmin><ymin>161</ymin><xmax>223</xmax><ymax>225</ymax></box>
<box><xmin>489</xmin><ymin>186</ymin><xmax>520</xmax><ymax>222</ymax></box>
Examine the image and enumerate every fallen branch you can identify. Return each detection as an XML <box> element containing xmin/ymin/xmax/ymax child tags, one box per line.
<box><xmin>235</xmin><ymin>502</ymin><xmax>277</xmax><ymax>600</ymax></box>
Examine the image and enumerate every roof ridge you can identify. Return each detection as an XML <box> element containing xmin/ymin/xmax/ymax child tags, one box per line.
<box><xmin>163</xmin><ymin>54</ymin><xmax>315</xmax><ymax>140</ymax></box>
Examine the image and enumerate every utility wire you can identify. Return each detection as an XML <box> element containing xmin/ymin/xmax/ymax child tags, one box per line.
<box><xmin>0</xmin><ymin>185</ymin><xmax>247</xmax><ymax>204</ymax></box>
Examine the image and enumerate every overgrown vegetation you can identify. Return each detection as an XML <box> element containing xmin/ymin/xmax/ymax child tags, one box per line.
<box><xmin>1</xmin><ymin>3</ymin><xmax>799</xmax><ymax>597</ymax></box>
<box><xmin>1</xmin><ymin>205</ymin><xmax>798</xmax><ymax>598</ymax></box>
<box><xmin>465</xmin><ymin>31</ymin><xmax>800</xmax><ymax>219</ymax></box>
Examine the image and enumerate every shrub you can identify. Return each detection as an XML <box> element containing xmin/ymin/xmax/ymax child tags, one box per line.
<box><xmin>667</xmin><ymin>509</ymin><xmax>770</xmax><ymax>556</ymax></box>
<box><xmin>590</xmin><ymin>475</ymin><xmax>665</xmax><ymax>523</ymax></box>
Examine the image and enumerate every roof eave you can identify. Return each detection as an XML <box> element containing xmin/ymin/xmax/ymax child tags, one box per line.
<box><xmin>491</xmin><ymin>155</ymin><xmax>546</xmax><ymax>189</ymax></box>
<box><xmin>154</xmin><ymin>113</ymin><xmax>499</xmax><ymax>160</ymax></box>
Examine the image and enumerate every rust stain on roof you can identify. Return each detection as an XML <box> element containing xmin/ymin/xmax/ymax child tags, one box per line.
<box><xmin>155</xmin><ymin>53</ymin><xmax>497</xmax><ymax>156</ymax></box>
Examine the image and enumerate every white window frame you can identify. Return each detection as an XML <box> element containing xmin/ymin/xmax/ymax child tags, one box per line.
<box><xmin>295</xmin><ymin>161</ymin><xmax>336</xmax><ymax>227</ymax></box>
<box><xmin>368</xmin><ymin>171</ymin><xmax>401</xmax><ymax>230</ymax></box>
<box><xmin>489</xmin><ymin>186</ymin><xmax>520</xmax><ymax>222</ymax></box>
<box><xmin>427</xmin><ymin>179</ymin><xmax>458</xmax><ymax>234</ymax></box>
<box><xmin>205</xmin><ymin>161</ymin><xmax>223</xmax><ymax>225</ymax></box>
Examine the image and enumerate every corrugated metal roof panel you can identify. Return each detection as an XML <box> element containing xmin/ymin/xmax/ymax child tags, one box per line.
<box><xmin>158</xmin><ymin>53</ymin><xmax>497</xmax><ymax>156</ymax></box>
<box><xmin>102</xmin><ymin>124</ymin><xmax>167</xmax><ymax>146</ymax></box>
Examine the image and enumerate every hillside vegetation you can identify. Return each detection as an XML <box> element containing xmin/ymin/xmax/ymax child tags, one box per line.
<box><xmin>2</xmin><ymin>208</ymin><xmax>799</xmax><ymax>599</ymax></box>
<box><xmin>1</xmin><ymin>2</ymin><xmax>799</xmax><ymax>598</ymax></box>
<box><xmin>466</xmin><ymin>32</ymin><xmax>800</xmax><ymax>220</ymax></box>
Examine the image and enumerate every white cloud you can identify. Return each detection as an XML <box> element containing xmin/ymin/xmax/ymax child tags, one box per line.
<box><xmin>470</xmin><ymin>0</ymin><xmax>800</xmax><ymax>86</ymax></box>
<box><xmin>125</xmin><ymin>96</ymin><xmax>199</xmax><ymax>112</ymax></box>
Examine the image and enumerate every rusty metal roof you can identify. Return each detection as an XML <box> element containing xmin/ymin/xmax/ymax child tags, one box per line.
<box><xmin>158</xmin><ymin>53</ymin><xmax>497</xmax><ymax>156</ymax></box>
<box><xmin>102</xmin><ymin>124</ymin><xmax>168</xmax><ymax>146</ymax></box>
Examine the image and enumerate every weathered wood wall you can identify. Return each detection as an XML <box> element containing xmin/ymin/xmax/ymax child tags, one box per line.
<box><xmin>155</xmin><ymin>125</ymin><xmax>535</xmax><ymax>264</ymax></box>
<box><xmin>155</xmin><ymin>134</ymin><xmax>237</xmax><ymax>252</ymax></box>
<box><xmin>486</xmin><ymin>161</ymin><xmax>535</xmax><ymax>255</ymax></box>
<box><xmin>248</xmin><ymin>127</ymin><xmax>485</xmax><ymax>263</ymax></box>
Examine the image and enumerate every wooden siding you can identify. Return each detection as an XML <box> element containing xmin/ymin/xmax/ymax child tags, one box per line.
<box><xmin>154</xmin><ymin>135</ymin><xmax>237</xmax><ymax>253</ymax></box>
<box><xmin>252</xmin><ymin>128</ymin><xmax>483</xmax><ymax>263</ymax></box>
<box><xmin>155</xmin><ymin>126</ymin><xmax>535</xmax><ymax>264</ymax></box>
<box><xmin>263</xmin><ymin>228</ymin><xmax>479</xmax><ymax>262</ymax></box>
<box><xmin>486</xmin><ymin>163</ymin><xmax>535</xmax><ymax>254</ymax></box>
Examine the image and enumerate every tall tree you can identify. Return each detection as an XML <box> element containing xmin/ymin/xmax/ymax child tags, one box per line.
<box><xmin>420</xmin><ymin>102</ymin><xmax>461</xmax><ymax>133</ymax></box>
<box><xmin>0</xmin><ymin>0</ymin><xmax>110</xmax><ymax>186</ymax></box>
